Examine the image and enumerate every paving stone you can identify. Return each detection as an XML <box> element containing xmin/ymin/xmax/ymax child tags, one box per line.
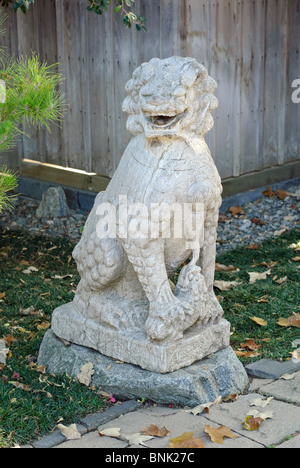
<box><xmin>275</xmin><ymin>434</ymin><xmax>300</xmax><ymax>449</ymax></box>
<box><xmin>246</xmin><ymin>359</ymin><xmax>300</xmax><ymax>379</ymax></box>
<box><xmin>79</xmin><ymin>400</ymin><xmax>141</xmax><ymax>432</ymax></box>
<box><xmin>204</xmin><ymin>393</ymin><xmax>300</xmax><ymax>447</ymax></box>
<box><xmin>55</xmin><ymin>431</ymin><xmax>128</xmax><ymax>449</ymax></box>
<box><xmin>32</xmin><ymin>424</ymin><xmax>87</xmax><ymax>449</ymax></box>
<box><xmin>97</xmin><ymin>405</ymin><xmax>264</xmax><ymax>449</ymax></box>
<box><xmin>260</xmin><ymin>371</ymin><xmax>300</xmax><ymax>405</ymax></box>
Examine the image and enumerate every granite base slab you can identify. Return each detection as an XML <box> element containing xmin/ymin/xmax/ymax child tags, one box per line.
<box><xmin>38</xmin><ymin>330</ymin><xmax>248</xmax><ymax>407</ymax></box>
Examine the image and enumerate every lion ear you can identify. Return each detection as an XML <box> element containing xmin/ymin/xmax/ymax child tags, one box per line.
<box><xmin>180</xmin><ymin>62</ymin><xmax>206</xmax><ymax>88</ymax></box>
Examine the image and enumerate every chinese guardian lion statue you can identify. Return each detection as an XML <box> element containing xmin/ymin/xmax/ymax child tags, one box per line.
<box><xmin>51</xmin><ymin>57</ymin><xmax>230</xmax><ymax>373</ymax></box>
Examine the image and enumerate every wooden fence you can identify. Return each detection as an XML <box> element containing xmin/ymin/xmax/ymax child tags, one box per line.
<box><xmin>1</xmin><ymin>0</ymin><xmax>300</xmax><ymax>193</ymax></box>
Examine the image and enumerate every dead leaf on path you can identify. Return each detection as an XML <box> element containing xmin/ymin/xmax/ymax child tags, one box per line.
<box><xmin>204</xmin><ymin>425</ymin><xmax>239</xmax><ymax>445</ymax></box>
<box><xmin>141</xmin><ymin>424</ymin><xmax>170</xmax><ymax>438</ymax></box>
<box><xmin>281</xmin><ymin>372</ymin><xmax>297</xmax><ymax>381</ymax></box>
<box><xmin>123</xmin><ymin>433</ymin><xmax>154</xmax><ymax>447</ymax></box>
<box><xmin>99</xmin><ymin>428</ymin><xmax>121</xmax><ymax>438</ymax></box>
<box><xmin>77</xmin><ymin>362</ymin><xmax>94</xmax><ymax>387</ymax></box>
<box><xmin>57</xmin><ymin>423</ymin><xmax>81</xmax><ymax>441</ymax></box>
<box><xmin>250</xmin><ymin>397</ymin><xmax>274</xmax><ymax>408</ymax></box>
<box><xmin>223</xmin><ymin>394</ymin><xmax>238</xmax><ymax>403</ymax></box>
<box><xmin>277</xmin><ymin>313</ymin><xmax>300</xmax><ymax>328</ymax></box>
<box><xmin>251</xmin><ymin>317</ymin><xmax>268</xmax><ymax>327</ymax></box>
<box><xmin>186</xmin><ymin>396</ymin><xmax>222</xmax><ymax>416</ymax></box>
<box><xmin>246</xmin><ymin>410</ymin><xmax>274</xmax><ymax>421</ymax></box>
<box><xmin>167</xmin><ymin>432</ymin><xmax>205</xmax><ymax>449</ymax></box>
<box><xmin>248</xmin><ymin>270</ymin><xmax>271</xmax><ymax>284</ymax></box>
<box><xmin>213</xmin><ymin>280</ymin><xmax>242</xmax><ymax>291</ymax></box>
<box><xmin>243</xmin><ymin>416</ymin><xmax>264</xmax><ymax>431</ymax></box>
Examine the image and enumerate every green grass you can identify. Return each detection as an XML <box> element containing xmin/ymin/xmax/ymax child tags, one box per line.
<box><xmin>0</xmin><ymin>228</ymin><xmax>109</xmax><ymax>448</ymax></box>
<box><xmin>215</xmin><ymin>228</ymin><xmax>300</xmax><ymax>363</ymax></box>
<box><xmin>0</xmin><ymin>226</ymin><xmax>299</xmax><ymax>447</ymax></box>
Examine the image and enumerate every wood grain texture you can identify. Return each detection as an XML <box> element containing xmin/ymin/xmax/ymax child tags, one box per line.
<box><xmin>0</xmin><ymin>0</ymin><xmax>299</xmax><ymax>184</ymax></box>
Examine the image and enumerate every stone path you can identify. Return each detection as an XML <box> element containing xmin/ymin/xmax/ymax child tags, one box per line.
<box><xmin>22</xmin><ymin>368</ymin><xmax>300</xmax><ymax>449</ymax></box>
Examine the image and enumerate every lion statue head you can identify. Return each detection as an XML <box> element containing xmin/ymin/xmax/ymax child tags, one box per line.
<box><xmin>122</xmin><ymin>56</ymin><xmax>218</xmax><ymax>139</ymax></box>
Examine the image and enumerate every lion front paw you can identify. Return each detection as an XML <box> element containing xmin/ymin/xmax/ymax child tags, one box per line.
<box><xmin>145</xmin><ymin>299</ymin><xmax>193</xmax><ymax>343</ymax></box>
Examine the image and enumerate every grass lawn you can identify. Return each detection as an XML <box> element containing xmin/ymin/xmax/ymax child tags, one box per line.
<box><xmin>0</xmin><ymin>226</ymin><xmax>299</xmax><ymax>447</ymax></box>
<box><xmin>0</xmin><ymin>228</ymin><xmax>109</xmax><ymax>448</ymax></box>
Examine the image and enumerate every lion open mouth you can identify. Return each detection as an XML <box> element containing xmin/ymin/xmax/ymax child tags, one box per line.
<box><xmin>146</xmin><ymin>110</ymin><xmax>188</xmax><ymax>129</ymax></box>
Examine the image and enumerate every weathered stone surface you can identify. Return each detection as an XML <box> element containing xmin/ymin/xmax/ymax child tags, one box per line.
<box><xmin>260</xmin><ymin>371</ymin><xmax>300</xmax><ymax>405</ymax></box>
<box><xmin>205</xmin><ymin>393</ymin><xmax>300</xmax><ymax>447</ymax></box>
<box><xmin>51</xmin><ymin>303</ymin><xmax>231</xmax><ymax>373</ymax></box>
<box><xmin>38</xmin><ymin>331</ymin><xmax>248</xmax><ymax>407</ymax></box>
<box><xmin>36</xmin><ymin>186</ymin><xmax>69</xmax><ymax>218</ymax></box>
<box><xmin>246</xmin><ymin>359</ymin><xmax>300</xmax><ymax>379</ymax></box>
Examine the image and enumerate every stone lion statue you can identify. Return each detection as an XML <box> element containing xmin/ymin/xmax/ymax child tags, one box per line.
<box><xmin>52</xmin><ymin>57</ymin><xmax>227</xmax><ymax>372</ymax></box>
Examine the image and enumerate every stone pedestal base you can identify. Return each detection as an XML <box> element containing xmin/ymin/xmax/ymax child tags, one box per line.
<box><xmin>51</xmin><ymin>303</ymin><xmax>231</xmax><ymax>373</ymax></box>
<box><xmin>38</xmin><ymin>330</ymin><xmax>248</xmax><ymax>407</ymax></box>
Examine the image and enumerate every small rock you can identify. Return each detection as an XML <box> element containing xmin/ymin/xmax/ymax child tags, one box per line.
<box><xmin>36</xmin><ymin>187</ymin><xmax>70</xmax><ymax>219</ymax></box>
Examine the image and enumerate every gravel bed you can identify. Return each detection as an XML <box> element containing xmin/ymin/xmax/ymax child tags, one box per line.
<box><xmin>0</xmin><ymin>184</ymin><xmax>299</xmax><ymax>254</ymax></box>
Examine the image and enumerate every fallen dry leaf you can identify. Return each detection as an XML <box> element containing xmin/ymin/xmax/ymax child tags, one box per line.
<box><xmin>9</xmin><ymin>381</ymin><xmax>31</xmax><ymax>392</ymax></box>
<box><xmin>0</xmin><ymin>293</ymin><xmax>5</xmax><ymax>300</ymax></box>
<box><xmin>229</xmin><ymin>206</ymin><xmax>245</xmax><ymax>216</ymax></box>
<box><xmin>167</xmin><ymin>432</ymin><xmax>205</xmax><ymax>449</ymax></box>
<box><xmin>240</xmin><ymin>339</ymin><xmax>262</xmax><ymax>351</ymax></box>
<box><xmin>248</xmin><ymin>270</ymin><xmax>271</xmax><ymax>284</ymax></box>
<box><xmin>186</xmin><ymin>396</ymin><xmax>222</xmax><ymax>416</ymax></box>
<box><xmin>243</xmin><ymin>416</ymin><xmax>264</xmax><ymax>431</ymax></box>
<box><xmin>22</xmin><ymin>266</ymin><xmax>39</xmax><ymax>274</ymax></box>
<box><xmin>235</xmin><ymin>350</ymin><xmax>261</xmax><ymax>358</ymax></box>
<box><xmin>213</xmin><ymin>280</ymin><xmax>242</xmax><ymax>291</ymax></box>
<box><xmin>123</xmin><ymin>433</ymin><xmax>154</xmax><ymax>447</ymax></box>
<box><xmin>274</xmin><ymin>228</ymin><xmax>286</xmax><ymax>236</ymax></box>
<box><xmin>262</xmin><ymin>186</ymin><xmax>275</xmax><ymax>197</ymax></box>
<box><xmin>215</xmin><ymin>263</ymin><xmax>239</xmax><ymax>272</ymax></box>
<box><xmin>57</xmin><ymin>423</ymin><xmax>81</xmax><ymax>441</ymax></box>
<box><xmin>251</xmin><ymin>317</ymin><xmax>268</xmax><ymax>327</ymax></box>
<box><xmin>37</xmin><ymin>321</ymin><xmax>51</xmax><ymax>331</ymax></box>
<box><xmin>246</xmin><ymin>244</ymin><xmax>258</xmax><ymax>250</ymax></box>
<box><xmin>223</xmin><ymin>394</ymin><xmax>238</xmax><ymax>403</ymax></box>
<box><xmin>204</xmin><ymin>425</ymin><xmax>239</xmax><ymax>445</ymax></box>
<box><xmin>276</xmin><ymin>189</ymin><xmax>288</xmax><ymax>200</ymax></box>
<box><xmin>281</xmin><ymin>372</ymin><xmax>297</xmax><ymax>381</ymax></box>
<box><xmin>292</xmin><ymin>257</ymin><xmax>300</xmax><ymax>262</ymax></box>
<box><xmin>250</xmin><ymin>397</ymin><xmax>274</xmax><ymax>408</ymax></box>
<box><xmin>99</xmin><ymin>427</ymin><xmax>121</xmax><ymax>438</ymax></box>
<box><xmin>141</xmin><ymin>424</ymin><xmax>170</xmax><ymax>438</ymax></box>
<box><xmin>277</xmin><ymin>313</ymin><xmax>300</xmax><ymax>328</ymax></box>
<box><xmin>246</xmin><ymin>410</ymin><xmax>274</xmax><ymax>421</ymax></box>
<box><xmin>77</xmin><ymin>362</ymin><xmax>95</xmax><ymax>386</ymax></box>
